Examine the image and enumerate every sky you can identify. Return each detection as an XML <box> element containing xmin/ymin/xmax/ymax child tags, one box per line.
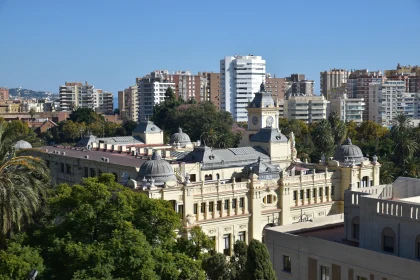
<box><xmin>0</xmin><ymin>0</ymin><xmax>419</xmax><ymax>100</ymax></box>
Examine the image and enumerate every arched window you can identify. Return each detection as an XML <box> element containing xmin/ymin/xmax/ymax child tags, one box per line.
<box><xmin>362</xmin><ymin>176</ymin><xmax>369</xmax><ymax>188</ymax></box>
<box><xmin>415</xmin><ymin>235</ymin><xmax>420</xmax><ymax>259</ymax></box>
<box><xmin>382</xmin><ymin>227</ymin><xmax>396</xmax><ymax>253</ymax></box>
<box><xmin>204</xmin><ymin>174</ymin><xmax>213</xmax><ymax>181</ymax></box>
<box><xmin>216</xmin><ymin>173</ymin><xmax>220</xmax><ymax>180</ymax></box>
<box><xmin>352</xmin><ymin>216</ymin><xmax>360</xmax><ymax>240</ymax></box>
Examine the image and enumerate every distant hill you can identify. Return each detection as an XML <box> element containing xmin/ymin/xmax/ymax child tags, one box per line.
<box><xmin>8</xmin><ymin>88</ymin><xmax>59</xmax><ymax>100</ymax></box>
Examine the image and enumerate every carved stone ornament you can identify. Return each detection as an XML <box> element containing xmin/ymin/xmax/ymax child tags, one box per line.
<box><xmin>239</xmin><ymin>225</ymin><xmax>246</xmax><ymax>229</ymax></box>
<box><xmin>224</xmin><ymin>227</ymin><xmax>231</xmax><ymax>232</ymax></box>
<box><xmin>186</xmin><ymin>214</ymin><xmax>196</xmax><ymax>226</ymax></box>
<box><xmin>209</xmin><ymin>230</ymin><xmax>215</xmax><ymax>234</ymax></box>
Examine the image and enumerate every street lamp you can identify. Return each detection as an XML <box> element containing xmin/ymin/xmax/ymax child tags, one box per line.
<box><xmin>27</xmin><ymin>269</ymin><xmax>38</xmax><ymax>279</ymax></box>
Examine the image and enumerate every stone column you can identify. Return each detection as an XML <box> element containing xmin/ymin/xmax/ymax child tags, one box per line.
<box><xmin>243</xmin><ymin>196</ymin><xmax>248</xmax><ymax>214</ymax></box>
<box><xmin>235</xmin><ymin>198</ymin><xmax>240</xmax><ymax>215</ymax></box>
<box><xmin>303</xmin><ymin>189</ymin><xmax>308</xmax><ymax>205</ymax></box>
<box><xmin>213</xmin><ymin>200</ymin><xmax>218</xmax><ymax>218</ymax></box>
<box><xmin>205</xmin><ymin>201</ymin><xmax>209</xmax><ymax>219</ymax></box>
<box><xmin>327</xmin><ymin>186</ymin><xmax>331</xmax><ymax>202</ymax></box>
<box><xmin>309</xmin><ymin>188</ymin><xmax>313</xmax><ymax>204</ymax></box>
<box><xmin>280</xmin><ymin>186</ymin><xmax>291</xmax><ymax>225</ymax></box>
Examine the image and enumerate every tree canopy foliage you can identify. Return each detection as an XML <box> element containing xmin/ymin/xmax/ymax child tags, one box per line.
<box><xmin>152</xmin><ymin>87</ymin><xmax>242</xmax><ymax>148</ymax></box>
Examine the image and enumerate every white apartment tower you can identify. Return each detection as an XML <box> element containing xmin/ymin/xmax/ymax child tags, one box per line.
<box><xmin>283</xmin><ymin>95</ymin><xmax>330</xmax><ymax>124</ymax></box>
<box><xmin>330</xmin><ymin>93</ymin><xmax>365</xmax><ymax>123</ymax></box>
<box><xmin>220</xmin><ymin>55</ymin><xmax>266</xmax><ymax>122</ymax></box>
<box><xmin>59</xmin><ymin>82</ymin><xmax>95</xmax><ymax>111</ymax></box>
<box><xmin>369</xmin><ymin>80</ymin><xmax>419</xmax><ymax>127</ymax></box>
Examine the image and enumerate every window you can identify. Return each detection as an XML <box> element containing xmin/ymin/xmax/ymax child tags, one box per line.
<box><xmin>190</xmin><ymin>174</ymin><xmax>196</xmax><ymax>182</ymax></box>
<box><xmin>238</xmin><ymin>231</ymin><xmax>246</xmax><ymax>242</ymax></box>
<box><xmin>416</xmin><ymin>235</ymin><xmax>420</xmax><ymax>259</ymax></box>
<box><xmin>283</xmin><ymin>255</ymin><xmax>291</xmax><ymax>273</ymax></box>
<box><xmin>178</xmin><ymin>205</ymin><xmax>184</xmax><ymax>217</ymax></box>
<box><xmin>223</xmin><ymin>234</ymin><xmax>231</xmax><ymax>255</ymax></box>
<box><xmin>382</xmin><ymin>227</ymin><xmax>396</xmax><ymax>253</ymax></box>
<box><xmin>209</xmin><ymin>202</ymin><xmax>214</xmax><ymax>212</ymax></box>
<box><xmin>217</xmin><ymin>201</ymin><xmax>221</xmax><ymax>211</ymax></box>
<box><xmin>352</xmin><ymin>217</ymin><xmax>360</xmax><ymax>240</ymax></box>
<box><xmin>313</xmin><ymin>189</ymin><xmax>316</xmax><ymax>198</ymax></box>
<box><xmin>60</xmin><ymin>163</ymin><xmax>64</xmax><ymax>172</ymax></box>
<box><xmin>239</xmin><ymin>197</ymin><xmax>244</xmax><ymax>208</ymax></box>
<box><xmin>320</xmin><ymin>265</ymin><xmax>330</xmax><ymax>280</ymax></box>
<box><xmin>201</xmin><ymin>203</ymin><xmax>205</xmax><ymax>213</ymax></box>
<box><xmin>90</xmin><ymin>168</ymin><xmax>96</xmax><ymax>177</ymax></box>
<box><xmin>306</xmin><ymin>189</ymin><xmax>310</xmax><ymax>199</ymax></box>
<box><xmin>300</xmin><ymin>190</ymin><xmax>303</xmax><ymax>199</ymax></box>
<box><xmin>84</xmin><ymin>167</ymin><xmax>89</xmax><ymax>178</ymax></box>
<box><xmin>193</xmin><ymin>203</ymin><xmax>198</xmax><ymax>214</ymax></box>
<box><xmin>319</xmin><ymin>188</ymin><xmax>323</xmax><ymax>197</ymax></box>
<box><xmin>46</xmin><ymin>160</ymin><xmax>50</xmax><ymax>168</ymax></box>
<box><xmin>224</xmin><ymin>200</ymin><xmax>229</xmax><ymax>210</ymax></box>
<box><xmin>331</xmin><ymin>185</ymin><xmax>335</xmax><ymax>195</ymax></box>
<box><xmin>232</xmin><ymin>198</ymin><xmax>237</xmax><ymax>209</ymax></box>
<box><xmin>357</xmin><ymin>277</ymin><xmax>367</xmax><ymax>280</ymax></box>
<box><xmin>293</xmin><ymin>191</ymin><xmax>297</xmax><ymax>200</ymax></box>
<box><xmin>264</xmin><ymin>195</ymin><xmax>273</xmax><ymax>204</ymax></box>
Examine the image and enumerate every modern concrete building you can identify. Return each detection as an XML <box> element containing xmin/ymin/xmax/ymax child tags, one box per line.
<box><xmin>266</xmin><ymin>177</ymin><xmax>420</xmax><ymax>280</ymax></box>
<box><xmin>330</xmin><ymin>93</ymin><xmax>365</xmax><ymax>123</ymax></box>
<box><xmin>201</xmin><ymin>72</ymin><xmax>221</xmax><ymax>109</ymax></box>
<box><xmin>265</xmin><ymin>74</ymin><xmax>286</xmax><ymax>100</ymax></box>
<box><xmin>346</xmin><ymin>70</ymin><xmax>384</xmax><ymax>121</ymax></box>
<box><xmin>59</xmin><ymin>82</ymin><xmax>96</xmax><ymax>111</ymax></box>
<box><xmin>369</xmin><ymin>80</ymin><xmax>420</xmax><ymax>127</ymax></box>
<box><xmin>137</xmin><ymin>70</ymin><xmax>175</xmax><ymax>121</ymax></box>
<box><xmin>94</xmin><ymin>89</ymin><xmax>114</xmax><ymax>115</ymax></box>
<box><xmin>220</xmin><ymin>55</ymin><xmax>266</xmax><ymax>122</ymax></box>
<box><xmin>284</xmin><ymin>74</ymin><xmax>314</xmax><ymax>97</ymax></box>
<box><xmin>320</xmin><ymin>69</ymin><xmax>350</xmax><ymax>99</ymax></box>
<box><xmin>167</xmin><ymin>70</ymin><xmax>206</xmax><ymax>102</ymax></box>
<box><xmin>29</xmin><ymin>84</ymin><xmax>381</xmax><ymax>256</ymax></box>
<box><xmin>0</xmin><ymin>87</ymin><xmax>9</xmax><ymax>101</ymax></box>
<box><xmin>118</xmin><ymin>85</ymin><xmax>138</xmax><ymax>121</ymax></box>
<box><xmin>283</xmin><ymin>95</ymin><xmax>330</xmax><ymax>123</ymax></box>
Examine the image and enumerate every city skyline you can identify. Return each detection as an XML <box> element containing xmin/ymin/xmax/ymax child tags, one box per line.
<box><xmin>0</xmin><ymin>0</ymin><xmax>419</xmax><ymax>97</ymax></box>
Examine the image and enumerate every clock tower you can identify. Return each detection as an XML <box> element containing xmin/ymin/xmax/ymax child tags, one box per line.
<box><xmin>239</xmin><ymin>83</ymin><xmax>280</xmax><ymax>146</ymax></box>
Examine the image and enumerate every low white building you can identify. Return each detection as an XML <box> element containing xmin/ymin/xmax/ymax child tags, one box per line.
<box><xmin>283</xmin><ymin>95</ymin><xmax>330</xmax><ymax>123</ymax></box>
<box><xmin>265</xmin><ymin>177</ymin><xmax>420</xmax><ymax>280</ymax></box>
<box><xmin>330</xmin><ymin>93</ymin><xmax>365</xmax><ymax>123</ymax></box>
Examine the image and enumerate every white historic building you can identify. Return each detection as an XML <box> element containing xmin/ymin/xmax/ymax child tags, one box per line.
<box><xmin>220</xmin><ymin>55</ymin><xmax>266</xmax><ymax>122</ymax></box>
<box><xmin>266</xmin><ymin>177</ymin><xmax>420</xmax><ymax>280</ymax></box>
<box><xmin>30</xmin><ymin>83</ymin><xmax>380</xmax><ymax>255</ymax></box>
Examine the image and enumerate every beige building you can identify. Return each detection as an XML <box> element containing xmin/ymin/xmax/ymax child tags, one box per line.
<box><xmin>320</xmin><ymin>69</ymin><xmax>350</xmax><ymax>99</ymax></box>
<box><xmin>284</xmin><ymin>95</ymin><xmax>330</xmax><ymax>123</ymax></box>
<box><xmin>59</xmin><ymin>82</ymin><xmax>95</xmax><ymax>111</ymax></box>
<box><xmin>266</xmin><ymin>176</ymin><xmax>420</xmax><ymax>280</ymax></box>
<box><xmin>29</xmin><ymin>83</ymin><xmax>380</xmax><ymax>256</ymax></box>
<box><xmin>330</xmin><ymin>93</ymin><xmax>365</xmax><ymax>123</ymax></box>
<box><xmin>0</xmin><ymin>87</ymin><xmax>9</xmax><ymax>101</ymax></box>
<box><xmin>118</xmin><ymin>86</ymin><xmax>138</xmax><ymax>121</ymax></box>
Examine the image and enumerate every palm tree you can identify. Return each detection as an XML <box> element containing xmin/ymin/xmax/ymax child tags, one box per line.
<box><xmin>391</xmin><ymin>114</ymin><xmax>412</xmax><ymax>136</ymax></box>
<box><xmin>0</xmin><ymin>122</ymin><xmax>51</xmax><ymax>248</ymax></box>
<box><xmin>393</xmin><ymin>131</ymin><xmax>418</xmax><ymax>167</ymax></box>
<box><xmin>328</xmin><ymin>111</ymin><xmax>347</xmax><ymax>145</ymax></box>
<box><xmin>311</xmin><ymin>119</ymin><xmax>334</xmax><ymax>159</ymax></box>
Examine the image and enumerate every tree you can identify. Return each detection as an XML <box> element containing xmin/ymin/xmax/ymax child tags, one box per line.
<box><xmin>29</xmin><ymin>108</ymin><xmax>36</xmax><ymax>121</ymax></box>
<box><xmin>0</xmin><ymin>239</ymin><xmax>45</xmax><ymax>279</ymax></box>
<box><xmin>113</xmin><ymin>108</ymin><xmax>120</xmax><ymax>115</ymax></box>
<box><xmin>230</xmin><ymin>241</ymin><xmax>248</xmax><ymax>280</ymax></box>
<box><xmin>60</xmin><ymin>120</ymin><xmax>80</xmax><ymax>142</ymax></box>
<box><xmin>244</xmin><ymin>239</ymin><xmax>276</xmax><ymax>280</ymax></box>
<box><xmin>328</xmin><ymin>111</ymin><xmax>347</xmax><ymax>145</ymax></box>
<box><xmin>69</xmin><ymin>108</ymin><xmax>104</xmax><ymax>125</ymax></box>
<box><xmin>0</xmin><ymin>122</ymin><xmax>51</xmax><ymax>248</ymax></box>
<box><xmin>311</xmin><ymin>119</ymin><xmax>335</xmax><ymax>159</ymax></box>
<box><xmin>177</xmin><ymin>226</ymin><xmax>215</xmax><ymax>260</ymax></box>
<box><xmin>165</xmin><ymin>87</ymin><xmax>176</xmax><ymax>102</ymax></box>
<box><xmin>202</xmin><ymin>252</ymin><xmax>230</xmax><ymax>280</ymax></box>
<box><xmin>122</xmin><ymin>120</ymin><xmax>138</xmax><ymax>135</ymax></box>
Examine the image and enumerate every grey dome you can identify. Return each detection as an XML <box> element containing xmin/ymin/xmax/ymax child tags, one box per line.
<box><xmin>169</xmin><ymin>127</ymin><xmax>191</xmax><ymax>145</ymax></box>
<box><xmin>138</xmin><ymin>151</ymin><xmax>176</xmax><ymax>185</ymax></box>
<box><xmin>248</xmin><ymin>82</ymin><xmax>275</xmax><ymax>108</ymax></box>
<box><xmin>14</xmin><ymin>140</ymin><xmax>32</xmax><ymax>150</ymax></box>
<box><xmin>334</xmin><ymin>138</ymin><xmax>366</xmax><ymax>165</ymax></box>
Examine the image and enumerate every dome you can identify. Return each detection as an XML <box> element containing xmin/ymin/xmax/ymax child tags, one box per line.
<box><xmin>13</xmin><ymin>140</ymin><xmax>32</xmax><ymax>150</ymax></box>
<box><xmin>169</xmin><ymin>127</ymin><xmax>191</xmax><ymax>146</ymax></box>
<box><xmin>333</xmin><ymin>138</ymin><xmax>366</xmax><ymax>165</ymax></box>
<box><xmin>138</xmin><ymin>151</ymin><xmax>176</xmax><ymax>185</ymax></box>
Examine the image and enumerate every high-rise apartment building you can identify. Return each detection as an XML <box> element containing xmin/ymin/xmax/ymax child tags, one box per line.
<box><xmin>265</xmin><ymin>74</ymin><xmax>286</xmax><ymax>100</ymax></box>
<box><xmin>330</xmin><ymin>93</ymin><xmax>365</xmax><ymax>123</ymax></box>
<box><xmin>284</xmin><ymin>74</ymin><xmax>314</xmax><ymax>97</ymax></box>
<box><xmin>320</xmin><ymin>69</ymin><xmax>350</xmax><ymax>98</ymax></box>
<box><xmin>200</xmin><ymin>72</ymin><xmax>221</xmax><ymax>109</ymax></box>
<box><xmin>385</xmin><ymin>64</ymin><xmax>420</xmax><ymax>93</ymax></box>
<box><xmin>346</xmin><ymin>70</ymin><xmax>384</xmax><ymax>121</ymax></box>
<box><xmin>0</xmin><ymin>87</ymin><xmax>9</xmax><ymax>101</ymax></box>
<box><xmin>369</xmin><ymin>80</ymin><xmax>420</xmax><ymax>127</ymax></box>
<box><xmin>137</xmin><ymin>70</ymin><xmax>175</xmax><ymax>121</ymax></box>
<box><xmin>59</xmin><ymin>82</ymin><xmax>95</xmax><ymax>111</ymax></box>
<box><xmin>118</xmin><ymin>86</ymin><xmax>138</xmax><ymax>121</ymax></box>
<box><xmin>283</xmin><ymin>95</ymin><xmax>330</xmax><ymax>124</ymax></box>
<box><xmin>167</xmin><ymin>71</ymin><xmax>205</xmax><ymax>102</ymax></box>
<box><xmin>220</xmin><ymin>55</ymin><xmax>266</xmax><ymax>122</ymax></box>
<box><xmin>94</xmin><ymin>89</ymin><xmax>114</xmax><ymax>115</ymax></box>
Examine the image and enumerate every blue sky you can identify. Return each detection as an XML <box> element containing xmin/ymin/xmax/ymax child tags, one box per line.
<box><xmin>0</xmin><ymin>0</ymin><xmax>419</xmax><ymax>99</ymax></box>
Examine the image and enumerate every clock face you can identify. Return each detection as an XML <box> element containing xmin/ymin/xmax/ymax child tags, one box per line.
<box><xmin>252</xmin><ymin>116</ymin><xmax>258</xmax><ymax>125</ymax></box>
<box><xmin>266</xmin><ymin>116</ymin><xmax>274</xmax><ymax>127</ymax></box>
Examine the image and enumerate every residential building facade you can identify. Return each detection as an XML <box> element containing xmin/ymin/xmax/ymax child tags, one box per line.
<box><xmin>330</xmin><ymin>93</ymin><xmax>365</xmax><ymax>123</ymax></box>
<box><xmin>283</xmin><ymin>95</ymin><xmax>330</xmax><ymax>123</ymax></box>
<box><xmin>265</xmin><ymin>74</ymin><xmax>286</xmax><ymax>100</ymax></box>
<box><xmin>118</xmin><ymin>85</ymin><xmax>138</xmax><ymax>121</ymax></box>
<box><xmin>284</xmin><ymin>74</ymin><xmax>314</xmax><ymax>97</ymax></box>
<box><xmin>346</xmin><ymin>70</ymin><xmax>384</xmax><ymax>121</ymax></box>
<box><xmin>369</xmin><ymin>80</ymin><xmax>419</xmax><ymax>127</ymax></box>
<box><xmin>0</xmin><ymin>87</ymin><xmax>9</xmax><ymax>101</ymax></box>
<box><xmin>320</xmin><ymin>69</ymin><xmax>350</xmax><ymax>98</ymax></box>
<box><xmin>266</xmin><ymin>177</ymin><xmax>420</xmax><ymax>280</ymax></box>
<box><xmin>200</xmin><ymin>72</ymin><xmax>221</xmax><ymax>109</ymax></box>
<box><xmin>220</xmin><ymin>55</ymin><xmax>266</xmax><ymax>122</ymax></box>
<box><xmin>59</xmin><ymin>82</ymin><xmax>95</xmax><ymax>111</ymax></box>
<box><xmin>94</xmin><ymin>89</ymin><xmax>114</xmax><ymax>115</ymax></box>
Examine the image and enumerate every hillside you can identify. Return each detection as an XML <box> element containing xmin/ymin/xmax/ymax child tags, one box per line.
<box><xmin>8</xmin><ymin>87</ymin><xmax>59</xmax><ymax>100</ymax></box>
